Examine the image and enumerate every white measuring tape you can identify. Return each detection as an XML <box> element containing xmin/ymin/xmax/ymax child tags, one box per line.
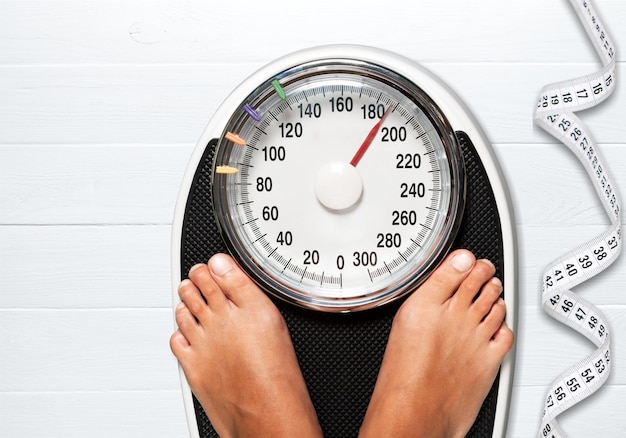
<box><xmin>534</xmin><ymin>1</ymin><xmax>620</xmax><ymax>436</ymax></box>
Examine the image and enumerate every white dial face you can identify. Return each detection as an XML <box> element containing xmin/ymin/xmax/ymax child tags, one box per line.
<box><xmin>214</xmin><ymin>62</ymin><xmax>464</xmax><ymax>311</ymax></box>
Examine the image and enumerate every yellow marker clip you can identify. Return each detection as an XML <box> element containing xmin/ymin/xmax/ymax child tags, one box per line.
<box><xmin>216</xmin><ymin>165</ymin><xmax>239</xmax><ymax>174</ymax></box>
<box><xmin>225</xmin><ymin>132</ymin><xmax>246</xmax><ymax>146</ymax></box>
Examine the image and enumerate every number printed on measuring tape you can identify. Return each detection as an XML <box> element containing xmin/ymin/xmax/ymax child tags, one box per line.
<box><xmin>534</xmin><ymin>1</ymin><xmax>620</xmax><ymax>437</ymax></box>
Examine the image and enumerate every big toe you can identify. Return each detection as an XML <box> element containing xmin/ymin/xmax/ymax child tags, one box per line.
<box><xmin>208</xmin><ymin>254</ymin><xmax>271</xmax><ymax>308</ymax></box>
<box><xmin>416</xmin><ymin>249</ymin><xmax>476</xmax><ymax>304</ymax></box>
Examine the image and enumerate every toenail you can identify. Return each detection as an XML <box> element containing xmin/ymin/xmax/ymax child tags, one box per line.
<box><xmin>179</xmin><ymin>279</ymin><xmax>192</xmax><ymax>290</ymax></box>
<box><xmin>176</xmin><ymin>301</ymin><xmax>186</xmax><ymax>311</ymax></box>
<box><xmin>480</xmin><ymin>259</ymin><xmax>495</xmax><ymax>269</ymax></box>
<box><xmin>210</xmin><ymin>254</ymin><xmax>234</xmax><ymax>277</ymax></box>
<box><xmin>189</xmin><ymin>264</ymin><xmax>204</xmax><ymax>273</ymax></box>
<box><xmin>491</xmin><ymin>277</ymin><xmax>502</xmax><ymax>288</ymax></box>
<box><xmin>450</xmin><ymin>251</ymin><xmax>474</xmax><ymax>272</ymax></box>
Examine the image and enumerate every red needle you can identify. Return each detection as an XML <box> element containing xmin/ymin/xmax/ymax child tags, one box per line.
<box><xmin>349</xmin><ymin>106</ymin><xmax>393</xmax><ymax>167</ymax></box>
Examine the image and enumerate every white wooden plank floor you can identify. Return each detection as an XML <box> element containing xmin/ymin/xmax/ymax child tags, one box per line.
<box><xmin>1</xmin><ymin>0</ymin><xmax>625</xmax><ymax>436</ymax></box>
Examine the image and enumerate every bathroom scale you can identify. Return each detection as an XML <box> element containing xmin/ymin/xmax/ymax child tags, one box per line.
<box><xmin>172</xmin><ymin>45</ymin><xmax>517</xmax><ymax>437</ymax></box>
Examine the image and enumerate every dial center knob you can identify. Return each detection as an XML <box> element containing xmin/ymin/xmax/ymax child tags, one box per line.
<box><xmin>314</xmin><ymin>161</ymin><xmax>363</xmax><ymax>211</ymax></box>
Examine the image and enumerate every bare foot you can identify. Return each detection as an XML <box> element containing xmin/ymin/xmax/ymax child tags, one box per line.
<box><xmin>170</xmin><ymin>254</ymin><xmax>323</xmax><ymax>438</ymax></box>
<box><xmin>359</xmin><ymin>249</ymin><xmax>514</xmax><ymax>438</ymax></box>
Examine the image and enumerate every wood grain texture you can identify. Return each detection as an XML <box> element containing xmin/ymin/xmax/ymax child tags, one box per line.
<box><xmin>0</xmin><ymin>0</ymin><xmax>624</xmax><ymax>436</ymax></box>
<box><xmin>0</xmin><ymin>64</ymin><xmax>624</xmax><ymax>145</ymax></box>
<box><xmin>0</xmin><ymin>0</ymin><xmax>624</xmax><ymax>64</ymax></box>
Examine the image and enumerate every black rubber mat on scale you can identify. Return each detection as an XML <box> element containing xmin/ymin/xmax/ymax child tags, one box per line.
<box><xmin>179</xmin><ymin>131</ymin><xmax>504</xmax><ymax>437</ymax></box>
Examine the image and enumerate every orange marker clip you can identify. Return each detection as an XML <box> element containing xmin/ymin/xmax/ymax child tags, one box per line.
<box><xmin>225</xmin><ymin>132</ymin><xmax>246</xmax><ymax>146</ymax></box>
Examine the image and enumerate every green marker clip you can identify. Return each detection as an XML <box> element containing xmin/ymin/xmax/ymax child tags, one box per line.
<box><xmin>272</xmin><ymin>79</ymin><xmax>286</xmax><ymax>100</ymax></box>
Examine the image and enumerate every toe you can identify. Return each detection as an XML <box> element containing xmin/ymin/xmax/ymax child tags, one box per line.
<box><xmin>480</xmin><ymin>298</ymin><xmax>507</xmax><ymax>339</ymax></box>
<box><xmin>491</xmin><ymin>322</ymin><xmax>515</xmax><ymax>354</ymax></box>
<box><xmin>471</xmin><ymin>277</ymin><xmax>503</xmax><ymax>321</ymax></box>
<box><xmin>170</xmin><ymin>329</ymin><xmax>191</xmax><ymax>357</ymax></box>
<box><xmin>420</xmin><ymin>249</ymin><xmax>476</xmax><ymax>303</ymax></box>
<box><xmin>174</xmin><ymin>301</ymin><xmax>200</xmax><ymax>345</ymax></box>
<box><xmin>187</xmin><ymin>263</ymin><xmax>229</xmax><ymax>311</ymax></box>
<box><xmin>178</xmin><ymin>278</ymin><xmax>211</xmax><ymax>320</ymax></box>
<box><xmin>453</xmin><ymin>259</ymin><xmax>496</xmax><ymax>308</ymax></box>
<box><xmin>208</xmin><ymin>254</ymin><xmax>270</xmax><ymax>308</ymax></box>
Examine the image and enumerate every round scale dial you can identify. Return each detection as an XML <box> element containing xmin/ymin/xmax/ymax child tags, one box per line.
<box><xmin>212</xmin><ymin>53</ymin><xmax>465</xmax><ymax>312</ymax></box>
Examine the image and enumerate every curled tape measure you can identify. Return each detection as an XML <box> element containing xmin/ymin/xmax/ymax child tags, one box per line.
<box><xmin>534</xmin><ymin>0</ymin><xmax>620</xmax><ymax>436</ymax></box>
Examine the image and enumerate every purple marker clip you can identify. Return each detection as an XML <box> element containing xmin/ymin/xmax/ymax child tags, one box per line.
<box><xmin>243</xmin><ymin>104</ymin><xmax>261</xmax><ymax>121</ymax></box>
